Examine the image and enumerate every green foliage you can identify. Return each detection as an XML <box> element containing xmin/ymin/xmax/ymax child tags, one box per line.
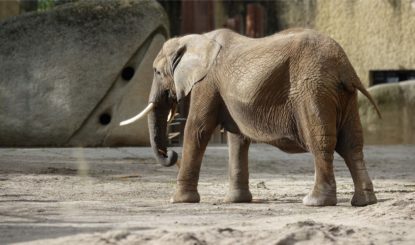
<box><xmin>38</xmin><ymin>0</ymin><xmax>55</xmax><ymax>11</ymax></box>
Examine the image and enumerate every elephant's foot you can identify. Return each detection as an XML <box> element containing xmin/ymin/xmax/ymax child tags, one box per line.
<box><xmin>303</xmin><ymin>187</ymin><xmax>337</xmax><ymax>206</ymax></box>
<box><xmin>224</xmin><ymin>189</ymin><xmax>252</xmax><ymax>203</ymax></box>
<box><xmin>170</xmin><ymin>189</ymin><xmax>200</xmax><ymax>203</ymax></box>
<box><xmin>351</xmin><ymin>189</ymin><xmax>377</xmax><ymax>206</ymax></box>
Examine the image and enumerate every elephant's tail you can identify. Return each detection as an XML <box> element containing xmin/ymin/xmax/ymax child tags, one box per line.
<box><xmin>350</xmin><ymin>80</ymin><xmax>382</xmax><ymax>119</ymax></box>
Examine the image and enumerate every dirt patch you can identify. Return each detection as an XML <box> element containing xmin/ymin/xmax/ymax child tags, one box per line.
<box><xmin>0</xmin><ymin>145</ymin><xmax>414</xmax><ymax>244</ymax></box>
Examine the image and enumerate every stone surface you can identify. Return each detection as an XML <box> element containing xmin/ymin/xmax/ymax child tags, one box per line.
<box><xmin>0</xmin><ymin>0</ymin><xmax>169</xmax><ymax>146</ymax></box>
<box><xmin>359</xmin><ymin>80</ymin><xmax>415</xmax><ymax>144</ymax></box>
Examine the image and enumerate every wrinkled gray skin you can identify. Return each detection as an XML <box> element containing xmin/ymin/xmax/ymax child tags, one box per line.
<box><xmin>149</xmin><ymin>28</ymin><xmax>379</xmax><ymax>206</ymax></box>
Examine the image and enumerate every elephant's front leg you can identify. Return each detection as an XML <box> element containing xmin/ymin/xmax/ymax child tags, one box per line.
<box><xmin>171</xmin><ymin>115</ymin><xmax>217</xmax><ymax>203</ymax></box>
<box><xmin>224</xmin><ymin>132</ymin><xmax>252</xmax><ymax>203</ymax></box>
<box><xmin>171</xmin><ymin>86</ymin><xmax>220</xmax><ymax>203</ymax></box>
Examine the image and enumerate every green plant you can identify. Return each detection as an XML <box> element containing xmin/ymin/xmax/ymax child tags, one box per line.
<box><xmin>38</xmin><ymin>0</ymin><xmax>55</xmax><ymax>11</ymax></box>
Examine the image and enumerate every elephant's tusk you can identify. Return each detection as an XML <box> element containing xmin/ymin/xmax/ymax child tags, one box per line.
<box><xmin>119</xmin><ymin>103</ymin><xmax>154</xmax><ymax>126</ymax></box>
<box><xmin>167</xmin><ymin>103</ymin><xmax>177</xmax><ymax>123</ymax></box>
<box><xmin>167</xmin><ymin>110</ymin><xmax>173</xmax><ymax>123</ymax></box>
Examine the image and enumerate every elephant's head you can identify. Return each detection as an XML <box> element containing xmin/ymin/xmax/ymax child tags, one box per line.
<box><xmin>119</xmin><ymin>34</ymin><xmax>221</xmax><ymax>167</ymax></box>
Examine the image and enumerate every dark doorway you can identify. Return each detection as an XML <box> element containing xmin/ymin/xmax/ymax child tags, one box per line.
<box><xmin>370</xmin><ymin>70</ymin><xmax>415</xmax><ymax>86</ymax></box>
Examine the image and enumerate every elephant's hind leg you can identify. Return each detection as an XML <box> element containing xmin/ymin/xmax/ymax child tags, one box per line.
<box><xmin>336</xmin><ymin>110</ymin><xmax>377</xmax><ymax>206</ymax></box>
<box><xmin>302</xmin><ymin>145</ymin><xmax>338</xmax><ymax>206</ymax></box>
<box><xmin>299</xmin><ymin>102</ymin><xmax>338</xmax><ymax>206</ymax></box>
<box><xmin>224</xmin><ymin>132</ymin><xmax>252</xmax><ymax>203</ymax></box>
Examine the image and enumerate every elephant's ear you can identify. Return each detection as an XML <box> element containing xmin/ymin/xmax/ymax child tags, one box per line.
<box><xmin>171</xmin><ymin>35</ymin><xmax>221</xmax><ymax>101</ymax></box>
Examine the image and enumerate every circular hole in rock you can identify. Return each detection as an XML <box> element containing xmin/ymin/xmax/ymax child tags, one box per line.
<box><xmin>121</xmin><ymin>67</ymin><xmax>135</xmax><ymax>81</ymax></box>
<box><xmin>99</xmin><ymin>113</ymin><xmax>111</xmax><ymax>125</ymax></box>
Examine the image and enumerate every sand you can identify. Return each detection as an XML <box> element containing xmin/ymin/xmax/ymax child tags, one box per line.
<box><xmin>0</xmin><ymin>145</ymin><xmax>414</xmax><ymax>244</ymax></box>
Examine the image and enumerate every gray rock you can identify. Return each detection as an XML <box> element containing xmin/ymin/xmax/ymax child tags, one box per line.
<box><xmin>359</xmin><ymin>80</ymin><xmax>415</xmax><ymax>144</ymax></box>
<box><xmin>0</xmin><ymin>0</ymin><xmax>169</xmax><ymax>146</ymax></box>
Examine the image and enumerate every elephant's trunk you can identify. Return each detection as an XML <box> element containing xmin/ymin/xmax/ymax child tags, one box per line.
<box><xmin>148</xmin><ymin>104</ymin><xmax>178</xmax><ymax>167</ymax></box>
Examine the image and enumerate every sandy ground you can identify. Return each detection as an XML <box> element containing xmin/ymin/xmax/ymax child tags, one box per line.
<box><xmin>0</xmin><ymin>144</ymin><xmax>414</xmax><ymax>244</ymax></box>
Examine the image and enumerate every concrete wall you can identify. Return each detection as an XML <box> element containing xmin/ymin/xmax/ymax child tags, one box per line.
<box><xmin>274</xmin><ymin>0</ymin><xmax>415</xmax><ymax>87</ymax></box>
<box><xmin>359</xmin><ymin>80</ymin><xmax>415</xmax><ymax>144</ymax></box>
<box><xmin>0</xmin><ymin>0</ymin><xmax>20</xmax><ymax>21</ymax></box>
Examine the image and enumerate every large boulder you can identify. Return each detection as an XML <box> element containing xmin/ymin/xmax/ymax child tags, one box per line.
<box><xmin>0</xmin><ymin>0</ymin><xmax>169</xmax><ymax>146</ymax></box>
<box><xmin>359</xmin><ymin>80</ymin><xmax>415</xmax><ymax>144</ymax></box>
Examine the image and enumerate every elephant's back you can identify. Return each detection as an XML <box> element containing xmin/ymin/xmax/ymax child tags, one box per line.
<box><xmin>286</xmin><ymin>30</ymin><xmax>355</xmax><ymax>102</ymax></box>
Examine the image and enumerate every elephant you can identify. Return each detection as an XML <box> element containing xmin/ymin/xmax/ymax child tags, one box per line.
<box><xmin>120</xmin><ymin>28</ymin><xmax>381</xmax><ymax>206</ymax></box>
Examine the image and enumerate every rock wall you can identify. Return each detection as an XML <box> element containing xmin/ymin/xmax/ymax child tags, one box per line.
<box><xmin>274</xmin><ymin>0</ymin><xmax>415</xmax><ymax>87</ymax></box>
<box><xmin>359</xmin><ymin>80</ymin><xmax>415</xmax><ymax>144</ymax></box>
<box><xmin>0</xmin><ymin>0</ymin><xmax>169</xmax><ymax>146</ymax></box>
